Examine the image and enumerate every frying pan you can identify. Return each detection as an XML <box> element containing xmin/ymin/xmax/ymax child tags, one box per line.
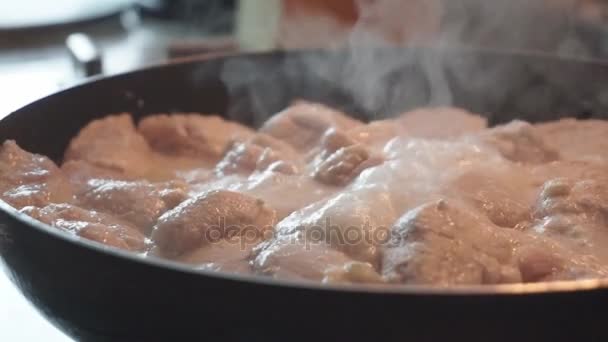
<box><xmin>1</xmin><ymin>48</ymin><xmax>608</xmax><ymax>342</ymax></box>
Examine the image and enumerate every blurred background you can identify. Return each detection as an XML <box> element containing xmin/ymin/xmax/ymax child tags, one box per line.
<box><xmin>0</xmin><ymin>0</ymin><xmax>608</xmax><ymax>340</ymax></box>
<box><xmin>0</xmin><ymin>0</ymin><xmax>607</xmax><ymax>115</ymax></box>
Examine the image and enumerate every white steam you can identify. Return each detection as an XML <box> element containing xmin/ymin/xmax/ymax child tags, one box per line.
<box><xmin>220</xmin><ymin>0</ymin><xmax>598</xmax><ymax>124</ymax></box>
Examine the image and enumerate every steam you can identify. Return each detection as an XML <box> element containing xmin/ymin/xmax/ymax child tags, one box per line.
<box><xmin>220</xmin><ymin>0</ymin><xmax>598</xmax><ymax>125</ymax></box>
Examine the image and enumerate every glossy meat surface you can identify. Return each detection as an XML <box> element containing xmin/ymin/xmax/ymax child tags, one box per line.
<box><xmin>0</xmin><ymin>141</ymin><xmax>73</xmax><ymax>209</ymax></box>
<box><xmin>65</xmin><ymin>114</ymin><xmax>153</xmax><ymax>178</ymax></box>
<box><xmin>138</xmin><ymin>113</ymin><xmax>255</xmax><ymax>160</ymax></box>
<box><xmin>151</xmin><ymin>190</ymin><xmax>276</xmax><ymax>257</ymax></box>
<box><xmin>20</xmin><ymin>203</ymin><xmax>147</xmax><ymax>251</ymax></box>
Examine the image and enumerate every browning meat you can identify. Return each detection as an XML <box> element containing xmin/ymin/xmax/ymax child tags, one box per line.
<box><xmin>309</xmin><ymin>129</ymin><xmax>383</xmax><ymax>186</ymax></box>
<box><xmin>536</xmin><ymin>118</ymin><xmax>608</xmax><ymax>161</ymax></box>
<box><xmin>347</xmin><ymin>120</ymin><xmax>403</xmax><ymax>151</ymax></box>
<box><xmin>151</xmin><ymin>190</ymin><xmax>277</xmax><ymax>257</ymax></box>
<box><xmin>7</xmin><ymin>104</ymin><xmax>608</xmax><ymax>286</ymax></box>
<box><xmin>382</xmin><ymin>200</ymin><xmax>607</xmax><ymax>285</ymax></box>
<box><xmin>178</xmin><ymin>236</ymin><xmax>258</xmax><ymax>274</ymax></box>
<box><xmin>62</xmin><ymin>160</ymin><xmax>135</xmax><ymax>187</ymax></box>
<box><xmin>21</xmin><ymin>203</ymin><xmax>147</xmax><ymax>251</ymax></box>
<box><xmin>138</xmin><ymin>113</ymin><xmax>254</xmax><ymax>160</ymax></box>
<box><xmin>77</xmin><ymin>179</ymin><xmax>189</xmax><ymax>233</ymax></box>
<box><xmin>398</xmin><ymin>107</ymin><xmax>488</xmax><ymax>138</ymax></box>
<box><xmin>215</xmin><ymin>134</ymin><xmax>299</xmax><ymax>176</ymax></box>
<box><xmin>474</xmin><ymin>121</ymin><xmax>559</xmax><ymax>164</ymax></box>
<box><xmin>0</xmin><ymin>141</ymin><xmax>73</xmax><ymax>209</ymax></box>
<box><xmin>274</xmin><ymin>187</ymin><xmax>397</xmax><ymax>265</ymax></box>
<box><xmin>313</xmin><ymin>144</ymin><xmax>381</xmax><ymax>186</ymax></box>
<box><xmin>65</xmin><ymin>114</ymin><xmax>153</xmax><ymax>177</ymax></box>
<box><xmin>530</xmin><ymin>160</ymin><xmax>608</xmax><ymax>185</ymax></box>
<box><xmin>527</xmin><ymin>177</ymin><xmax>608</xmax><ymax>263</ymax></box>
<box><xmin>260</xmin><ymin>101</ymin><xmax>361</xmax><ymax>151</ymax></box>
<box><xmin>444</xmin><ymin>167</ymin><xmax>536</xmax><ymax>228</ymax></box>
<box><xmin>253</xmin><ymin>237</ymin><xmax>357</xmax><ymax>282</ymax></box>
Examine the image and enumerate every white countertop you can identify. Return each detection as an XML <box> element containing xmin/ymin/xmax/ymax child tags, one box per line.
<box><xmin>0</xmin><ymin>269</ymin><xmax>70</xmax><ymax>341</ymax></box>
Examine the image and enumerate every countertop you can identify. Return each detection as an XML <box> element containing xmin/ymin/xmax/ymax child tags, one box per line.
<box><xmin>0</xmin><ymin>270</ymin><xmax>69</xmax><ymax>341</ymax></box>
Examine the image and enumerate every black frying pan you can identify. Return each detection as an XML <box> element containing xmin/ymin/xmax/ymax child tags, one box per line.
<box><xmin>1</xmin><ymin>48</ymin><xmax>608</xmax><ymax>342</ymax></box>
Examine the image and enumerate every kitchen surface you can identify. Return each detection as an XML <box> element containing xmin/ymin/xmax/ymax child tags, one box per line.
<box><xmin>1</xmin><ymin>0</ymin><xmax>608</xmax><ymax>341</ymax></box>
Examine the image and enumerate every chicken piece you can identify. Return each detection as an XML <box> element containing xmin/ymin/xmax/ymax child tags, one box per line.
<box><xmin>530</xmin><ymin>160</ymin><xmax>608</xmax><ymax>186</ymax></box>
<box><xmin>322</xmin><ymin>261</ymin><xmax>385</xmax><ymax>284</ymax></box>
<box><xmin>65</xmin><ymin>114</ymin><xmax>153</xmax><ymax>178</ymax></box>
<box><xmin>306</xmin><ymin>129</ymin><xmax>356</xmax><ymax>166</ymax></box>
<box><xmin>534</xmin><ymin>178</ymin><xmax>608</xmax><ymax>219</ymax></box>
<box><xmin>347</xmin><ymin>120</ymin><xmax>403</xmax><ymax>151</ymax></box>
<box><xmin>318</xmin><ymin>129</ymin><xmax>358</xmax><ymax>154</ymax></box>
<box><xmin>260</xmin><ymin>101</ymin><xmax>362</xmax><ymax>151</ymax></box>
<box><xmin>0</xmin><ymin>141</ymin><xmax>73</xmax><ymax>209</ymax></box>
<box><xmin>249</xmin><ymin>133</ymin><xmax>299</xmax><ymax>157</ymax></box>
<box><xmin>473</xmin><ymin>121</ymin><xmax>559</xmax><ymax>163</ymax></box>
<box><xmin>275</xmin><ymin>186</ymin><xmax>397</xmax><ymax>265</ymax></box>
<box><xmin>21</xmin><ymin>203</ymin><xmax>146</xmax><ymax>251</ymax></box>
<box><xmin>215</xmin><ymin>134</ymin><xmax>299</xmax><ymax>176</ymax></box>
<box><xmin>382</xmin><ymin>200</ymin><xmax>607</xmax><ymax>285</ymax></box>
<box><xmin>253</xmin><ymin>236</ymin><xmax>357</xmax><ymax>282</ymax></box>
<box><xmin>151</xmin><ymin>190</ymin><xmax>277</xmax><ymax>257</ymax></box>
<box><xmin>229</xmin><ymin>171</ymin><xmax>339</xmax><ymax>220</ymax></box>
<box><xmin>352</xmin><ymin>137</ymin><xmax>510</xmax><ymax>216</ymax></box>
<box><xmin>308</xmin><ymin>129</ymin><xmax>383</xmax><ymax>186</ymax></box>
<box><xmin>398</xmin><ymin>107</ymin><xmax>488</xmax><ymax>138</ymax></box>
<box><xmin>76</xmin><ymin>179</ymin><xmax>188</xmax><ymax>234</ymax></box>
<box><xmin>527</xmin><ymin>178</ymin><xmax>608</xmax><ymax>263</ymax></box>
<box><xmin>443</xmin><ymin>166</ymin><xmax>536</xmax><ymax>228</ymax></box>
<box><xmin>382</xmin><ymin>200</ymin><xmax>522</xmax><ymax>285</ymax></box>
<box><xmin>138</xmin><ymin>113</ymin><xmax>254</xmax><ymax>160</ymax></box>
<box><xmin>313</xmin><ymin>144</ymin><xmax>381</xmax><ymax>186</ymax></box>
<box><xmin>536</xmin><ymin>118</ymin><xmax>608</xmax><ymax>161</ymax></box>
<box><xmin>178</xmin><ymin>236</ymin><xmax>258</xmax><ymax>274</ymax></box>
<box><xmin>61</xmin><ymin>160</ymin><xmax>136</xmax><ymax>192</ymax></box>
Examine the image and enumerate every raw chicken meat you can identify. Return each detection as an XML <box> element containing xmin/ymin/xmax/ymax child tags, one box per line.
<box><xmin>151</xmin><ymin>190</ymin><xmax>276</xmax><ymax>257</ymax></box>
<box><xmin>0</xmin><ymin>141</ymin><xmax>73</xmax><ymax>209</ymax></box>
<box><xmin>21</xmin><ymin>203</ymin><xmax>147</xmax><ymax>251</ymax></box>
<box><xmin>138</xmin><ymin>113</ymin><xmax>255</xmax><ymax>160</ymax></box>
